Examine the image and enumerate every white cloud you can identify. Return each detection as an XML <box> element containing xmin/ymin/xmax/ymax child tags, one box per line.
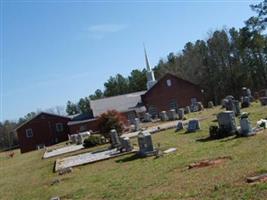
<box><xmin>88</xmin><ymin>24</ymin><xmax>128</xmax><ymax>33</ymax></box>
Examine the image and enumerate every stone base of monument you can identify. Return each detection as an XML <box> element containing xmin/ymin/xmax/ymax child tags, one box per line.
<box><xmin>137</xmin><ymin>150</ymin><xmax>158</xmax><ymax>157</ymax></box>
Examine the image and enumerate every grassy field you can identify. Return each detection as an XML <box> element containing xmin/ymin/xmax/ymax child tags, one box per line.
<box><xmin>1</xmin><ymin>102</ymin><xmax>267</xmax><ymax>200</ymax></box>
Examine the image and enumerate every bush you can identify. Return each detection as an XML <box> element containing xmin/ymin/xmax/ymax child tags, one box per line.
<box><xmin>83</xmin><ymin>135</ymin><xmax>104</xmax><ymax>148</ymax></box>
<box><xmin>98</xmin><ymin>110</ymin><xmax>128</xmax><ymax>138</ymax></box>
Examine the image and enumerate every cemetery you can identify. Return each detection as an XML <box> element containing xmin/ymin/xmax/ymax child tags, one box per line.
<box><xmin>1</xmin><ymin>101</ymin><xmax>267</xmax><ymax>199</ymax></box>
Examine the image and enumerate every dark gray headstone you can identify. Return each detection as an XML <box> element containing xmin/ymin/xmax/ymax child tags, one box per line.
<box><xmin>187</xmin><ymin>119</ymin><xmax>200</xmax><ymax>132</ymax></box>
<box><xmin>110</xmin><ymin>129</ymin><xmax>121</xmax><ymax>148</ymax></box>
<box><xmin>176</xmin><ymin>121</ymin><xmax>184</xmax><ymax>131</ymax></box>
<box><xmin>120</xmin><ymin>137</ymin><xmax>133</xmax><ymax>152</ymax></box>
<box><xmin>137</xmin><ymin>131</ymin><xmax>154</xmax><ymax>156</ymax></box>
<box><xmin>217</xmin><ymin>111</ymin><xmax>237</xmax><ymax>133</ymax></box>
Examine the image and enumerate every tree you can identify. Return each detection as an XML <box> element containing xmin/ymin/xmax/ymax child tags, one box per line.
<box><xmin>98</xmin><ymin>110</ymin><xmax>128</xmax><ymax>138</ymax></box>
<box><xmin>78</xmin><ymin>97</ymin><xmax>92</xmax><ymax>114</ymax></box>
<box><xmin>89</xmin><ymin>89</ymin><xmax>104</xmax><ymax>100</ymax></box>
<box><xmin>0</xmin><ymin>120</ymin><xmax>18</xmax><ymax>150</ymax></box>
<box><xmin>128</xmin><ymin>69</ymin><xmax>147</xmax><ymax>92</ymax></box>
<box><xmin>18</xmin><ymin>112</ymin><xmax>37</xmax><ymax>125</ymax></box>
<box><xmin>104</xmin><ymin>74</ymin><xmax>130</xmax><ymax>96</ymax></box>
<box><xmin>66</xmin><ymin>101</ymin><xmax>79</xmax><ymax>115</ymax></box>
<box><xmin>246</xmin><ymin>0</ymin><xmax>267</xmax><ymax>32</ymax></box>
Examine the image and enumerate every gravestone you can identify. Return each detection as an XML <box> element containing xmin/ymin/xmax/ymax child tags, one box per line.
<box><xmin>239</xmin><ymin>112</ymin><xmax>253</xmax><ymax>136</ymax></box>
<box><xmin>120</xmin><ymin>137</ymin><xmax>133</xmax><ymax>152</ymax></box>
<box><xmin>184</xmin><ymin>106</ymin><xmax>191</xmax><ymax>114</ymax></box>
<box><xmin>137</xmin><ymin>131</ymin><xmax>155</xmax><ymax>156</ymax></box>
<box><xmin>177</xmin><ymin>108</ymin><xmax>185</xmax><ymax>120</ymax></box>
<box><xmin>187</xmin><ymin>119</ymin><xmax>200</xmax><ymax>133</ymax></box>
<box><xmin>197</xmin><ymin>102</ymin><xmax>204</xmax><ymax>111</ymax></box>
<box><xmin>208</xmin><ymin>101</ymin><xmax>214</xmax><ymax>108</ymax></box>
<box><xmin>217</xmin><ymin>111</ymin><xmax>237</xmax><ymax>134</ymax></box>
<box><xmin>176</xmin><ymin>121</ymin><xmax>184</xmax><ymax>131</ymax></box>
<box><xmin>260</xmin><ymin>97</ymin><xmax>267</xmax><ymax>106</ymax></box>
<box><xmin>225</xmin><ymin>98</ymin><xmax>234</xmax><ymax>111</ymax></box>
<box><xmin>77</xmin><ymin>131</ymin><xmax>91</xmax><ymax>145</ymax></box>
<box><xmin>160</xmin><ymin>111</ymin><xmax>168</xmax><ymax>121</ymax></box>
<box><xmin>234</xmin><ymin>100</ymin><xmax>240</xmax><ymax>116</ymax></box>
<box><xmin>133</xmin><ymin>118</ymin><xmax>140</xmax><ymax>131</ymax></box>
<box><xmin>241</xmin><ymin>96</ymin><xmax>250</xmax><ymax>108</ymax></box>
<box><xmin>225</xmin><ymin>97</ymin><xmax>240</xmax><ymax>116</ymax></box>
<box><xmin>143</xmin><ymin>112</ymin><xmax>152</xmax><ymax>122</ymax></box>
<box><xmin>69</xmin><ymin>134</ymin><xmax>79</xmax><ymax>144</ymax></box>
<box><xmin>110</xmin><ymin>129</ymin><xmax>121</xmax><ymax>148</ymax></box>
<box><xmin>167</xmin><ymin>109</ymin><xmax>177</xmax><ymax>121</ymax></box>
<box><xmin>242</xmin><ymin>87</ymin><xmax>253</xmax><ymax>101</ymax></box>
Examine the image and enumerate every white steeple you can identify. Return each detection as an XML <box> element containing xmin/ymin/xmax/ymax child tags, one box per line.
<box><xmin>144</xmin><ymin>45</ymin><xmax>157</xmax><ymax>90</ymax></box>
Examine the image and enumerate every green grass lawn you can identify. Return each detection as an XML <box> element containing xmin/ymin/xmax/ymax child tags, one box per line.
<box><xmin>1</xmin><ymin>102</ymin><xmax>267</xmax><ymax>200</ymax></box>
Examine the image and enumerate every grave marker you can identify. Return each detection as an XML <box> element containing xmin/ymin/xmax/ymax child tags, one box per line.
<box><xmin>187</xmin><ymin>119</ymin><xmax>200</xmax><ymax>132</ymax></box>
<box><xmin>167</xmin><ymin>109</ymin><xmax>178</xmax><ymax>121</ymax></box>
<box><xmin>178</xmin><ymin>108</ymin><xmax>185</xmax><ymax>120</ymax></box>
<box><xmin>137</xmin><ymin>131</ymin><xmax>155</xmax><ymax>156</ymax></box>
<box><xmin>239</xmin><ymin>112</ymin><xmax>253</xmax><ymax>136</ymax></box>
<box><xmin>217</xmin><ymin>111</ymin><xmax>237</xmax><ymax>134</ymax></box>
<box><xmin>110</xmin><ymin>129</ymin><xmax>121</xmax><ymax>148</ymax></box>
<box><xmin>160</xmin><ymin>111</ymin><xmax>168</xmax><ymax>121</ymax></box>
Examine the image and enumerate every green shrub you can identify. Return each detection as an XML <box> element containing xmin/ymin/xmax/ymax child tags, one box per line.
<box><xmin>83</xmin><ymin>135</ymin><xmax>104</xmax><ymax>148</ymax></box>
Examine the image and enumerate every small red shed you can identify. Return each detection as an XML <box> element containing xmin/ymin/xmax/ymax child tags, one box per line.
<box><xmin>15</xmin><ymin>112</ymin><xmax>71</xmax><ymax>153</ymax></box>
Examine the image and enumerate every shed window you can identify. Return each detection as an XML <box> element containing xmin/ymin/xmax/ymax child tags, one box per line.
<box><xmin>56</xmin><ymin>123</ymin><xmax>64</xmax><ymax>132</ymax></box>
<box><xmin>166</xmin><ymin>79</ymin><xmax>172</xmax><ymax>87</ymax></box>
<box><xmin>26</xmin><ymin>129</ymin><xmax>33</xmax><ymax>138</ymax></box>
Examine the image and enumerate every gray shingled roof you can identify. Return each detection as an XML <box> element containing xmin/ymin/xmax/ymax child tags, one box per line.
<box><xmin>90</xmin><ymin>91</ymin><xmax>146</xmax><ymax>117</ymax></box>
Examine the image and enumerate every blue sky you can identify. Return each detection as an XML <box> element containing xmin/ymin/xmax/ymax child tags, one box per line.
<box><xmin>1</xmin><ymin>0</ymin><xmax>260</xmax><ymax>121</ymax></box>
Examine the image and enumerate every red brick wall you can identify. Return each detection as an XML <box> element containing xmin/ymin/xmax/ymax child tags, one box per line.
<box><xmin>69</xmin><ymin>118</ymin><xmax>101</xmax><ymax>134</ymax></box>
<box><xmin>142</xmin><ymin>74</ymin><xmax>203</xmax><ymax>113</ymax></box>
<box><xmin>16</xmin><ymin>113</ymin><xmax>70</xmax><ymax>153</ymax></box>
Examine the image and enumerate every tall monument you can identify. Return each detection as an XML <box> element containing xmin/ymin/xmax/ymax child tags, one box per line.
<box><xmin>144</xmin><ymin>47</ymin><xmax>157</xmax><ymax>90</ymax></box>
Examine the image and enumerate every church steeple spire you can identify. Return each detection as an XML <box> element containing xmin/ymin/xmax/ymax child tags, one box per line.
<box><xmin>144</xmin><ymin>46</ymin><xmax>151</xmax><ymax>71</ymax></box>
<box><xmin>143</xmin><ymin>45</ymin><xmax>157</xmax><ymax>90</ymax></box>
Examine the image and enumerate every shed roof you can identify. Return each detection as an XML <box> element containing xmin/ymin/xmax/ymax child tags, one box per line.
<box><xmin>90</xmin><ymin>91</ymin><xmax>146</xmax><ymax>117</ymax></box>
<box><xmin>15</xmin><ymin>112</ymin><xmax>71</xmax><ymax>131</ymax></box>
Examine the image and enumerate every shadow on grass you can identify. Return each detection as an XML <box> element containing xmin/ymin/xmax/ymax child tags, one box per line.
<box><xmin>196</xmin><ymin>135</ymin><xmax>238</xmax><ymax>143</ymax></box>
<box><xmin>115</xmin><ymin>154</ymin><xmax>145</xmax><ymax>163</ymax></box>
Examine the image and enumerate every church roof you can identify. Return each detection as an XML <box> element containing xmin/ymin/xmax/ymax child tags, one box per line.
<box><xmin>90</xmin><ymin>90</ymin><xmax>146</xmax><ymax>117</ymax></box>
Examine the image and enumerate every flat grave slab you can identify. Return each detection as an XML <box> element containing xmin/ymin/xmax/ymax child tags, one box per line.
<box><xmin>43</xmin><ymin>144</ymin><xmax>84</xmax><ymax>159</ymax></box>
<box><xmin>55</xmin><ymin>148</ymin><xmax>136</xmax><ymax>172</ymax></box>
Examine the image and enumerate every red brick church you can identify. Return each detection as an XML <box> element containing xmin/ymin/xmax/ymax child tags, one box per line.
<box><xmin>16</xmin><ymin>48</ymin><xmax>203</xmax><ymax>153</ymax></box>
